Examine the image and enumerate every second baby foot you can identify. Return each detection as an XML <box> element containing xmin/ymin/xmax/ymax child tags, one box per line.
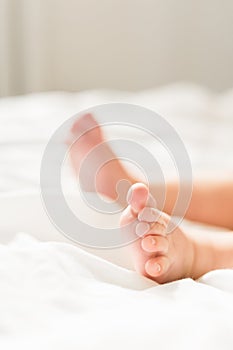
<box><xmin>120</xmin><ymin>183</ymin><xmax>196</xmax><ymax>284</ymax></box>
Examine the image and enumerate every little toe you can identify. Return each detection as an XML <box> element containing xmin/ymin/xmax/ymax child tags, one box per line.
<box><xmin>141</xmin><ymin>235</ymin><xmax>169</xmax><ymax>253</ymax></box>
<box><xmin>145</xmin><ymin>256</ymin><xmax>170</xmax><ymax>278</ymax></box>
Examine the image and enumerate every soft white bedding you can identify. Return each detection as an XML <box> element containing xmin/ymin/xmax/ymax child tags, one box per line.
<box><xmin>1</xmin><ymin>233</ymin><xmax>233</xmax><ymax>350</ymax></box>
<box><xmin>0</xmin><ymin>84</ymin><xmax>233</xmax><ymax>349</ymax></box>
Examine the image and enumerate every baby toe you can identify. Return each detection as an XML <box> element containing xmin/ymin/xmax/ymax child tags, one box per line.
<box><xmin>145</xmin><ymin>256</ymin><xmax>170</xmax><ymax>278</ymax></box>
<box><xmin>138</xmin><ymin>207</ymin><xmax>161</xmax><ymax>223</ymax></box>
<box><xmin>126</xmin><ymin>183</ymin><xmax>149</xmax><ymax>213</ymax></box>
<box><xmin>141</xmin><ymin>235</ymin><xmax>168</xmax><ymax>253</ymax></box>
<box><xmin>138</xmin><ymin>207</ymin><xmax>169</xmax><ymax>228</ymax></box>
<box><xmin>135</xmin><ymin>222</ymin><xmax>150</xmax><ymax>237</ymax></box>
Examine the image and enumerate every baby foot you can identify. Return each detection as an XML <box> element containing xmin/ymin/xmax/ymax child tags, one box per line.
<box><xmin>120</xmin><ymin>183</ymin><xmax>196</xmax><ymax>284</ymax></box>
<box><xmin>67</xmin><ymin>117</ymin><xmax>230</xmax><ymax>283</ymax></box>
<box><xmin>67</xmin><ymin>113</ymin><xmax>134</xmax><ymax>204</ymax></box>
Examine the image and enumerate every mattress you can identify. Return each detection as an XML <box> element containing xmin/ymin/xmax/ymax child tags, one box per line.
<box><xmin>0</xmin><ymin>83</ymin><xmax>233</xmax><ymax>349</ymax></box>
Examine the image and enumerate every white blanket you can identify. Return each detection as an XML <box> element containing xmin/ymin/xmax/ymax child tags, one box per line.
<box><xmin>0</xmin><ymin>84</ymin><xmax>233</xmax><ymax>349</ymax></box>
<box><xmin>1</xmin><ymin>233</ymin><xmax>233</xmax><ymax>349</ymax></box>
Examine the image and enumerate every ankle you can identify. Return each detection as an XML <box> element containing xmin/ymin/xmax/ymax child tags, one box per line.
<box><xmin>183</xmin><ymin>235</ymin><xmax>197</xmax><ymax>279</ymax></box>
<box><xmin>188</xmin><ymin>233</ymin><xmax>216</xmax><ymax>279</ymax></box>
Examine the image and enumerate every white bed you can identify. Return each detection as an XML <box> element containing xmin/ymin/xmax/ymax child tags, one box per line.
<box><xmin>0</xmin><ymin>83</ymin><xmax>233</xmax><ymax>349</ymax></box>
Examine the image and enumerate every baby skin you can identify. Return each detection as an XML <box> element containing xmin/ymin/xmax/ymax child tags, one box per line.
<box><xmin>68</xmin><ymin>113</ymin><xmax>233</xmax><ymax>283</ymax></box>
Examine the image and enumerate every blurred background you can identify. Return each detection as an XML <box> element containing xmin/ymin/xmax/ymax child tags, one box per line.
<box><xmin>1</xmin><ymin>0</ymin><xmax>233</xmax><ymax>97</ymax></box>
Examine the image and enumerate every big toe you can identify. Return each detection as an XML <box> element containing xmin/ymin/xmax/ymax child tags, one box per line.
<box><xmin>126</xmin><ymin>183</ymin><xmax>150</xmax><ymax>213</ymax></box>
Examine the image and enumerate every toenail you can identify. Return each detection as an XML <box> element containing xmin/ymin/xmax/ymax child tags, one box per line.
<box><xmin>154</xmin><ymin>263</ymin><xmax>161</xmax><ymax>273</ymax></box>
<box><xmin>136</xmin><ymin>222</ymin><xmax>150</xmax><ymax>237</ymax></box>
<box><xmin>126</xmin><ymin>188</ymin><xmax>133</xmax><ymax>204</ymax></box>
<box><xmin>151</xmin><ymin>237</ymin><xmax>156</xmax><ymax>245</ymax></box>
<box><xmin>138</xmin><ymin>207</ymin><xmax>161</xmax><ymax>223</ymax></box>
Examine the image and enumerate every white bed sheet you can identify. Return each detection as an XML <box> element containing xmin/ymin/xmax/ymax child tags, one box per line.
<box><xmin>0</xmin><ymin>83</ymin><xmax>233</xmax><ymax>349</ymax></box>
<box><xmin>1</xmin><ymin>232</ymin><xmax>233</xmax><ymax>350</ymax></box>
